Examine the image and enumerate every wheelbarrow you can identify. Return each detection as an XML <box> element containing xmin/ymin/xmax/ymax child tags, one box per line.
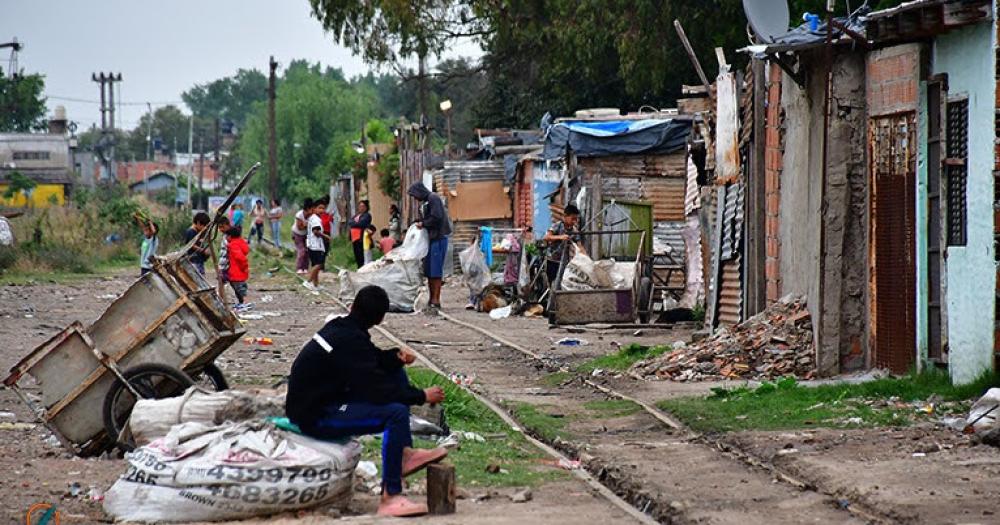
<box><xmin>2</xmin><ymin>163</ymin><xmax>261</xmax><ymax>455</ymax></box>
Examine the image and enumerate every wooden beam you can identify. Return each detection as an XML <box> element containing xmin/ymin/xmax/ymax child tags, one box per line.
<box><xmin>426</xmin><ymin>463</ymin><xmax>456</xmax><ymax>515</ymax></box>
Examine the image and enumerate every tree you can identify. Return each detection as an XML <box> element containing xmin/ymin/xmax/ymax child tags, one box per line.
<box><xmin>124</xmin><ymin>105</ymin><xmax>206</xmax><ymax>158</ymax></box>
<box><xmin>236</xmin><ymin>60</ymin><xmax>382</xmax><ymax>203</ymax></box>
<box><xmin>0</xmin><ymin>68</ymin><xmax>46</xmax><ymax>132</ymax></box>
<box><xmin>2</xmin><ymin>170</ymin><xmax>37</xmax><ymax>205</ymax></box>
<box><xmin>182</xmin><ymin>69</ymin><xmax>268</xmax><ymax>129</ymax></box>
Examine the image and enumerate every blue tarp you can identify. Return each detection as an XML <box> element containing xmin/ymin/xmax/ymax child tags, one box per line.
<box><xmin>543</xmin><ymin>119</ymin><xmax>692</xmax><ymax>160</ymax></box>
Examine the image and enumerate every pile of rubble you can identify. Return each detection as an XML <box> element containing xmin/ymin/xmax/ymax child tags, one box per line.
<box><xmin>632</xmin><ymin>296</ymin><xmax>816</xmax><ymax>382</ymax></box>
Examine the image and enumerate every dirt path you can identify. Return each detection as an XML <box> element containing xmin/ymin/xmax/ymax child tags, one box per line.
<box><xmin>0</xmin><ymin>270</ymin><xmax>635</xmax><ymax>524</ymax></box>
<box><xmin>378</xmin><ymin>286</ymin><xmax>863</xmax><ymax>525</ymax></box>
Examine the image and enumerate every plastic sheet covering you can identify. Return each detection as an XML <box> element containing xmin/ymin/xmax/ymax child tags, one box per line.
<box><xmin>543</xmin><ymin>119</ymin><xmax>692</xmax><ymax>160</ymax></box>
<box><xmin>103</xmin><ymin>421</ymin><xmax>360</xmax><ymax>523</ymax></box>
<box><xmin>459</xmin><ymin>243</ymin><xmax>491</xmax><ymax>296</ymax></box>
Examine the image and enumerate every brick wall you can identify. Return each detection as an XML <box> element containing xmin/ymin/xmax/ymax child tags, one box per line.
<box><xmin>765</xmin><ymin>61</ymin><xmax>784</xmax><ymax>302</ymax></box>
<box><xmin>514</xmin><ymin>162</ymin><xmax>533</xmax><ymax>229</ymax></box>
<box><xmin>867</xmin><ymin>44</ymin><xmax>922</xmax><ymax>117</ymax></box>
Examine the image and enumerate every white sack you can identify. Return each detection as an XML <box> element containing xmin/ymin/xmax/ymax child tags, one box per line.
<box><xmin>340</xmin><ymin>258</ymin><xmax>423</xmax><ymax>313</ymax></box>
<box><xmin>129</xmin><ymin>388</ymin><xmax>284</xmax><ymax>447</ymax></box>
<box><xmin>388</xmin><ymin>224</ymin><xmax>429</xmax><ymax>261</ymax></box>
<box><xmin>967</xmin><ymin>388</ymin><xmax>1000</xmax><ymax>433</ymax></box>
<box><xmin>103</xmin><ymin>421</ymin><xmax>361</xmax><ymax>523</ymax></box>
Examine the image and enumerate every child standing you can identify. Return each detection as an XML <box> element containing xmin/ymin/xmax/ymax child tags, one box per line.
<box><xmin>227</xmin><ymin>226</ymin><xmax>251</xmax><ymax>310</ymax></box>
<box><xmin>378</xmin><ymin>228</ymin><xmax>395</xmax><ymax>256</ymax></box>
<box><xmin>185</xmin><ymin>212</ymin><xmax>211</xmax><ymax>275</ymax></box>
<box><xmin>138</xmin><ymin>219</ymin><xmax>159</xmax><ymax>276</ymax></box>
<box><xmin>305</xmin><ymin>201</ymin><xmax>330</xmax><ymax>290</ymax></box>
<box><xmin>216</xmin><ymin>216</ymin><xmax>232</xmax><ymax>301</ymax></box>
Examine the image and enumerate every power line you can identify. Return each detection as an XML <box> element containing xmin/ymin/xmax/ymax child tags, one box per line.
<box><xmin>46</xmin><ymin>95</ymin><xmax>185</xmax><ymax>106</ymax></box>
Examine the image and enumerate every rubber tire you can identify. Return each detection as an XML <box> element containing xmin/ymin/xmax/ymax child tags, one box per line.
<box><xmin>102</xmin><ymin>363</ymin><xmax>194</xmax><ymax>452</ymax></box>
<box><xmin>198</xmin><ymin>362</ymin><xmax>229</xmax><ymax>391</ymax></box>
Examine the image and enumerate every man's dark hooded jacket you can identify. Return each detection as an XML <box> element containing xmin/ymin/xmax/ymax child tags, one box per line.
<box><xmin>407</xmin><ymin>182</ymin><xmax>451</xmax><ymax>240</ymax></box>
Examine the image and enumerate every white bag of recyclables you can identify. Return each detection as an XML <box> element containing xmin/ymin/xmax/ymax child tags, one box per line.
<box><xmin>967</xmin><ymin>388</ymin><xmax>1000</xmax><ymax>433</ymax></box>
<box><xmin>340</xmin><ymin>258</ymin><xmax>423</xmax><ymax>312</ymax></box>
<box><xmin>129</xmin><ymin>387</ymin><xmax>285</xmax><ymax>447</ymax></box>
<box><xmin>104</xmin><ymin>421</ymin><xmax>361</xmax><ymax>523</ymax></box>
<box><xmin>389</xmin><ymin>224</ymin><xmax>429</xmax><ymax>261</ymax></box>
<box><xmin>459</xmin><ymin>243</ymin><xmax>491</xmax><ymax>295</ymax></box>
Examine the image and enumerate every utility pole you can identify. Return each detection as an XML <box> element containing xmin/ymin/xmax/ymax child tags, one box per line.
<box><xmin>267</xmin><ymin>56</ymin><xmax>278</xmax><ymax>202</ymax></box>
<box><xmin>146</xmin><ymin>102</ymin><xmax>153</xmax><ymax>161</ymax></box>
<box><xmin>187</xmin><ymin>115</ymin><xmax>194</xmax><ymax>208</ymax></box>
<box><xmin>91</xmin><ymin>72</ymin><xmax>122</xmax><ymax>181</ymax></box>
<box><xmin>198</xmin><ymin>135</ymin><xmax>205</xmax><ymax>209</ymax></box>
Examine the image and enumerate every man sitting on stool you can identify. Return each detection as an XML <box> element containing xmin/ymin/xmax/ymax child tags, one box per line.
<box><xmin>285</xmin><ymin>285</ymin><xmax>448</xmax><ymax>517</ymax></box>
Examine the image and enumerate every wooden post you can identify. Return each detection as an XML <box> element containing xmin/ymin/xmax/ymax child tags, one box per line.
<box><xmin>426</xmin><ymin>463</ymin><xmax>456</xmax><ymax>515</ymax></box>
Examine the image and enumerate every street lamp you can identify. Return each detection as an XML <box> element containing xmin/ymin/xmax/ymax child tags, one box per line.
<box><xmin>439</xmin><ymin>99</ymin><xmax>453</xmax><ymax>159</ymax></box>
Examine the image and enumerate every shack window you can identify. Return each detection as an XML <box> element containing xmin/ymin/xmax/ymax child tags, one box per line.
<box><xmin>12</xmin><ymin>151</ymin><xmax>51</xmax><ymax>161</ymax></box>
<box><xmin>945</xmin><ymin>98</ymin><xmax>968</xmax><ymax>247</ymax></box>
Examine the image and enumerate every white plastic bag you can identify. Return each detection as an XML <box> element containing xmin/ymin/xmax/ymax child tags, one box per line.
<box><xmin>389</xmin><ymin>224</ymin><xmax>429</xmax><ymax>261</ymax></box>
<box><xmin>459</xmin><ymin>243</ymin><xmax>491</xmax><ymax>295</ymax></box>
<box><xmin>966</xmin><ymin>388</ymin><xmax>1000</xmax><ymax>433</ymax></box>
<box><xmin>561</xmin><ymin>251</ymin><xmax>598</xmax><ymax>291</ymax></box>
<box><xmin>103</xmin><ymin>421</ymin><xmax>361</xmax><ymax>523</ymax></box>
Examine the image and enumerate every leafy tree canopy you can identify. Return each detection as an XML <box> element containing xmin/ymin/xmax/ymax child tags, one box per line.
<box><xmin>182</xmin><ymin>68</ymin><xmax>268</xmax><ymax>128</ymax></box>
<box><xmin>0</xmin><ymin>69</ymin><xmax>47</xmax><ymax>132</ymax></box>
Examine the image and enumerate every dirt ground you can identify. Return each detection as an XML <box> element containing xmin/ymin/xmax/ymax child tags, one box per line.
<box><xmin>4</xmin><ymin>268</ymin><xmax>1000</xmax><ymax>524</ymax></box>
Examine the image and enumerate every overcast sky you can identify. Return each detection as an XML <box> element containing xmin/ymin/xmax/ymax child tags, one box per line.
<box><xmin>3</xmin><ymin>1</ymin><xmax>480</xmax><ymax>133</ymax></box>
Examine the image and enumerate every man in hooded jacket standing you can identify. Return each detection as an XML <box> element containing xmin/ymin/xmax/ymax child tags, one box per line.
<box><xmin>407</xmin><ymin>182</ymin><xmax>451</xmax><ymax>310</ymax></box>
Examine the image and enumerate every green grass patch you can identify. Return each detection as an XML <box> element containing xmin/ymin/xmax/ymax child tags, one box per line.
<box><xmin>658</xmin><ymin>371</ymin><xmax>999</xmax><ymax>433</ymax></box>
<box><xmin>540</xmin><ymin>371</ymin><xmax>573</xmax><ymax>387</ymax></box>
<box><xmin>583</xmin><ymin>399</ymin><xmax>642</xmax><ymax>418</ymax></box>
<box><xmin>357</xmin><ymin>368</ymin><xmax>567</xmax><ymax>488</ymax></box>
<box><xmin>506</xmin><ymin>402</ymin><xmax>573</xmax><ymax>443</ymax></box>
<box><xmin>577</xmin><ymin>343</ymin><xmax>672</xmax><ymax>373</ymax></box>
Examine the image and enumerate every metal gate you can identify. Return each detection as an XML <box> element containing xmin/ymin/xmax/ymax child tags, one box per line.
<box><xmin>869</xmin><ymin>113</ymin><xmax>917</xmax><ymax>373</ymax></box>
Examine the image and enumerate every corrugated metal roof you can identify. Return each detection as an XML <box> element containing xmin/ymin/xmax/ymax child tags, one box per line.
<box><xmin>438</xmin><ymin>160</ymin><xmax>506</xmax><ymax>189</ymax></box>
<box><xmin>720</xmin><ymin>181</ymin><xmax>744</xmax><ymax>260</ymax></box>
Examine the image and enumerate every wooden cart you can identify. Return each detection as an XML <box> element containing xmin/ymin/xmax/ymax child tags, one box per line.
<box><xmin>2</xmin><ymin>164</ymin><xmax>259</xmax><ymax>455</ymax></box>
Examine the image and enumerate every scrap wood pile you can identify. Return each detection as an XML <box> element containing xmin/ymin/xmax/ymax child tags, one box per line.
<box><xmin>631</xmin><ymin>296</ymin><xmax>816</xmax><ymax>382</ymax></box>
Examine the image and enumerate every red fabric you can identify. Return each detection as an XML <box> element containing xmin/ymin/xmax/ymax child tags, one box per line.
<box><xmin>320</xmin><ymin>212</ymin><xmax>332</xmax><ymax>234</ymax></box>
<box><xmin>227</xmin><ymin>237</ymin><xmax>250</xmax><ymax>282</ymax></box>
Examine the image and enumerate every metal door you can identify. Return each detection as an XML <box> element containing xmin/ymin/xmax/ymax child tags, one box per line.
<box><xmin>869</xmin><ymin>113</ymin><xmax>917</xmax><ymax>373</ymax></box>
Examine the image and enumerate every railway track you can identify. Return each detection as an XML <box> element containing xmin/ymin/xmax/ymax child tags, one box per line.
<box><xmin>283</xmin><ymin>266</ymin><xmax>891</xmax><ymax>524</ymax></box>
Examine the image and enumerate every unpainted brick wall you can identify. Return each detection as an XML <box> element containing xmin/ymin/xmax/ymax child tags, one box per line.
<box><xmin>765</xmin><ymin>61</ymin><xmax>784</xmax><ymax>303</ymax></box>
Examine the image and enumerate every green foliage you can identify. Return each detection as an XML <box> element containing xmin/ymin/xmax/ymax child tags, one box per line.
<box><xmin>660</xmin><ymin>370</ymin><xmax>1000</xmax><ymax>433</ymax></box>
<box><xmin>577</xmin><ymin>343</ymin><xmax>672</xmax><ymax>373</ymax></box>
<box><xmin>583</xmin><ymin>399</ymin><xmax>642</xmax><ymax>418</ymax></box>
<box><xmin>507</xmin><ymin>402</ymin><xmax>573</xmax><ymax>443</ymax></box>
<box><xmin>123</xmin><ymin>105</ymin><xmax>208</xmax><ymax>159</ymax></box>
<box><xmin>236</xmin><ymin>60</ymin><xmax>381</xmax><ymax>203</ymax></box>
<box><xmin>2</xmin><ymin>170</ymin><xmax>37</xmax><ymax>200</ymax></box>
<box><xmin>0</xmin><ymin>68</ymin><xmax>46</xmax><ymax>132</ymax></box>
<box><xmin>182</xmin><ymin>68</ymin><xmax>268</xmax><ymax>128</ymax></box>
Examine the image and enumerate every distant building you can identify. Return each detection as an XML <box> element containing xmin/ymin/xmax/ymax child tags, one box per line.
<box><xmin>0</xmin><ymin>131</ymin><xmax>75</xmax><ymax>208</ymax></box>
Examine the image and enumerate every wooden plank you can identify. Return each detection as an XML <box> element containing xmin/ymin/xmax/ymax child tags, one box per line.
<box><xmin>426</xmin><ymin>463</ymin><xmax>457</xmax><ymax>515</ymax></box>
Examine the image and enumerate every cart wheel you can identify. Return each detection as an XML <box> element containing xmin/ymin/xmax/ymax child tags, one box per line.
<box><xmin>102</xmin><ymin>363</ymin><xmax>194</xmax><ymax>452</ymax></box>
<box><xmin>195</xmin><ymin>362</ymin><xmax>229</xmax><ymax>391</ymax></box>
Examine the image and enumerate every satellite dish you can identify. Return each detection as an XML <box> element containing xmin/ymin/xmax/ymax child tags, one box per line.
<box><xmin>743</xmin><ymin>0</ymin><xmax>791</xmax><ymax>43</ymax></box>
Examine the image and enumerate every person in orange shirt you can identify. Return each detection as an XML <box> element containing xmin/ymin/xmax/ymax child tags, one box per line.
<box><xmin>378</xmin><ymin>228</ymin><xmax>395</xmax><ymax>256</ymax></box>
<box><xmin>347</xmin><ymin>200</ymin><xmax>372</xmax><ymax>268</ymax></box>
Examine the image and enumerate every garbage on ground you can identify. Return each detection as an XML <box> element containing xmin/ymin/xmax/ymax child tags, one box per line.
<box><xmin>448</xmin><ymin>373</ymin><xmax>476</xmax><ymax>386</ymax></box>
<box><xmin>509</xmin><ymin>487</ymin><xmax>533</xmax><ymax>503</ymax></box>
<box><xmin>489</xmin><ymin>305</ymin><xmax>513</xmax><ymax>320</ymax></box>
<box><xmin>410</xmin><ymin>415</ymin><xmax>446</xmax><ymax>436</ymax></box>
<box><xmin>539</xmin><ymin>458</ymin><xmax>582</xmax><ymax>470</ymax></box>
<box><xmin>964</xmin><ymin>388</ymin><xmax>1000</xmax><ymax>434</ymax></box>
<box><xmin>0</xmin><ymin>421</ymin><xmax>35</xmax><ymax>431</ymax></box>
<box><xmin>261</xmin><ymin>295</ymin><xmax>274</xmax><ymax>303</ymax></box>
<box><xmin>555</xmin><ymin>337</ymin><xmax>588</xmax><ymax>346</ymax></box>
<box><xmin>523</xmin><ymin>304</ymin><xmax>545</xmax><ymax>317</ymax></box>
<box><xmin>436</xmin><ymin>430</ymin><xmax>487</xmax><ymax>449</ymax></box>
<box><xmin>631</xmin><ymin>296</ymin><xmax>815</xmax><ymax>382</ymax></box>
<box><xmin>339</xmin><ymin>226</ymin><xmax>427</xmax><ymax>313</ymax></box>
<box><xmin>103</xmin><ymin>421</ymin><xmax>361</xmax><ymax>523</ymax></box>
<box><xmin>244</xmin><ymin>336</ymin><xmax>274</xmax><ymax>345</ymax></box>
<box><xmin>355</xmin><ymin>460</ymin><xmax>378</xmax><ymax>480</ymax></box>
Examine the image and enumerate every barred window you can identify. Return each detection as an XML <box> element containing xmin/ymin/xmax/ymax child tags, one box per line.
<box><xmin>12</xmin><ymin>151</ymin><xmax>50</xmax><ymax>161</ymax></box>
<box><xmin>945</xmin><ymin>98</ymin><xmax>968</xmax><ymax>247</ymax></box>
